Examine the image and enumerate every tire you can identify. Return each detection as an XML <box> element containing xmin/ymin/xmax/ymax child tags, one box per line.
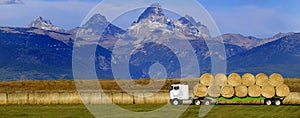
<box><xmin>172</xmin><ymin>99</ymin><xmax>180</xmax><ymax>105</ymax></box>
<box><xmin>194</xmin><ymin>100</ymin><xmax>201</xmax><ymax>105</ymax></box>
<box><xmin>203</xmin><ymin>100</ymin><xmax>210</xmax><ymax>105</ymax></box>
<box><xmin>265</xmin><ymin>99</ymin><xmax>272</xmax><ymax>106</ymax></box>
<box><xmin>275</xmin><ymin>99</ymin><xmax>281</xmax><ymax>106</ymax></box>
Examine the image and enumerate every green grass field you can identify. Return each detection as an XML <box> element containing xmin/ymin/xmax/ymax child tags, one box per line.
<box><xmin>0</xmin><ymin>105</ymin><xmax>299</xmax><ymax>118</ymax></box>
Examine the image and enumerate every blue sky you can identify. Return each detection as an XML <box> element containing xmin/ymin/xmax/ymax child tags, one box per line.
<box><xmin>0</xmin><ymin>0</ymin><xmax>299</xmax><ymax>38</ymax></box>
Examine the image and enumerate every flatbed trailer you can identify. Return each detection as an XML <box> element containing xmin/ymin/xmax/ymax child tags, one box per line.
<box><xmin>170</xmin><ymin>84</ymin><xmax>285</xmax><ymax>106</ymax></box>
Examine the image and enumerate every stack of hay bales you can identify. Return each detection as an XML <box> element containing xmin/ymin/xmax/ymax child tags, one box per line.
<box><xmin>195</xmin><ymin>73</ymin><xmax>290</xmax><ymax>99</ymax></box>
<box><xmin>197</xmin><ymin>73</ymin><xmax>222</xmax><ymax>98</ymax></box>
<box><xmin>260</xmin><ymin>73</ymin><xmax>290</xmax><ymax>98</ymax></box>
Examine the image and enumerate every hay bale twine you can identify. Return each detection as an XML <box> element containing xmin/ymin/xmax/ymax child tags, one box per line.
<box><xmin>235</xmin><ymin>85</ymin><xmax>248</xmax><ymax>98</ymax></box>
<box><xmin>215</xmin><ymin>73</ymin><xmax>228</xmax><ymax>86</ymax></box>
<box><xmin>200</xmin><ymin>73</ymin><xmax>214</xmax><ymax>86</ymax></box>
<box><xmin>221</xmin><ymin>85</ymin><xmax>234</xmax><ymax>98</ymax></box>
<box><xmin>0</xmin><ymin>93</ymin><xmax>7</xmax><ymax>105</ymax></box>
<box><xmin>242</xmin><ymin>73</ymin><xmax>255</xmax><ymax>86</ymax></box>
<box><xmin>255</xmin><ymin>73</ymin><xmax>269</xmax><ymax>86</ymax></box>
<box><xmin>276</xmin><ymin>84</ymin><xmax>290</xmax><ymax>97</ymax></box>
<box><xmin>248</xmin><ymin>85</ymin><xmax>262</xmax><ymax>97</ymax></box>
<box><xmin>193</xmin><ymin>84</ymin><xmax>207</xmax><ymax>97</ymax></box>
<box><xmin>228</xmin><ymin>73</ymin><xmax>242</xmax><ymax>87</ymax></box>
<box><xmin>122</xmin><ymin>93</ymin><xmax>133</xmax><ymax>104</ymax></box>
<box><xmin>208</xmin><ymin>85</ymin><xmax>221</xmax><ymax>97</ymax></box>
<box><xmin>283</xmin><ymin>92</ymin><xmax>300</xmax><ymax>105</ymax></box>
<box><xmin>269</xmin><ymin>73</ymin><xmax>284</xmax><ymax>87</ymax></box>
<box><xmin>262</xmin><ymin>83</ymin><xmax>275</xmax><ymax>98</ymax></box>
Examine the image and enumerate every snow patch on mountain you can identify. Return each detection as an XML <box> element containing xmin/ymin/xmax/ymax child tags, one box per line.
<box><xmin>26</xmin><ymin>17</ymin><xmax>64</xmax><ymax>32</ymax></box>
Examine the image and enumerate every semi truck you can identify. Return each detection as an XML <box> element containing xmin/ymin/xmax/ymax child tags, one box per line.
<box><xmin>169</xmin><ymin>84</ymin><xmax>285</xmax><ymax>106</ymax></box>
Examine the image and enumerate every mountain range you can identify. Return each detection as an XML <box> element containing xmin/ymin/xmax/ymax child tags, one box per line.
<box><xmin>0</xmin><ymin>3</ymin><xmax>299</xmax><ymax>80</ymax></box>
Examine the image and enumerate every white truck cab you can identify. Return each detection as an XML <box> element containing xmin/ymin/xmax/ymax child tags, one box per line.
<box><xmin>169</xmin><ymin>84</ymin><xmax>192</xmax><ymax>105</ymax></box>
<box><xmin>170</xmin><ymin>84</ymin><xmax>215</xmax><ymax>105</ymax></box>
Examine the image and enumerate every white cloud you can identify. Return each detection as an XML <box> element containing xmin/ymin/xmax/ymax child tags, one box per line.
<box><xmin>0</xmin><ymin>0</ymin><xmax>23</xmax><ymax>5</ymax></box>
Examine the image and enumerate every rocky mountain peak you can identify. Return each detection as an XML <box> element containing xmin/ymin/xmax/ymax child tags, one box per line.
<box><xmin>82</xmin><ymin>14</ymin><xmax>108</xmax><ymax>29</ymax></box>
<box><xmin>178</xmin><ymin>15</ymin><xmax>201</xmax><ymax>27</ymax></box>
<box><xmin>26</xmin><ymin>16</ymin><xmax>64</xmax><ymax>32</ymax></box>
<box><xmin>137</xmin><ymin>3</ymin><xmax>166</xmax><ymax>23</ymax></box>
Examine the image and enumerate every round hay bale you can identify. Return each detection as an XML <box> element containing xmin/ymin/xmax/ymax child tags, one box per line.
<box><xmin>154</xmin><ymin>93</ymin><xmax>169</xmax><ymax>104</ymax></box>
<box><xmin>221</xmin><ymin>85</ymin><xmax>234</xmax><ymax>98</ymax></box>
<box><xmin>200</xmin><ymin>73</ymin><xmax>214</xmax><ymax>86</ymax></box>
<box><xmin>89</xmin><ymin>93</ymin><xmax>102</xmax><ymax>104</ymax></box>
<box><xmin>248</xmin><ymin>85</ymin><xmax>262</xmax><ymax>97</ymax></box>
<box><xmin>133</xmin><ymin>93</ymin><xmax>144</xmax><ymax>104</ymax></box>
<box><xmin>122</xmin><ymin>93</ymin><xmax>133</xmax><ymax>104</ymax></box>
<box><xmin>193</xmin><ymin>84</ymin><xmax>207</xmax><ymax>97</ymax></box>
<box><xmin>283</xmin><ymin>92</ymin><xmax>300</xmax><ymax>105</ymax></box>
<box><xmin>101</xmin><ymin>93</ymin><xmax>112</xmax><ymax>104</ymax></box>
<box><xmin>235</xmin><ymin>85</ymin><xmax>248</xmax><ymax>98</ymax></box>
<box><xmin>112</xmin><ymin>93</ymin><xmax>123</xmax><ymax>104</ymax></box>
<box><xmin>34</xmin><ymin>93</ymin><xmax>50</xmax><ymax>105</ymax></box>
<box><xmin>228</xmin><ymin>73</ymin><xmax>242</xmax><ymax>87</ymax></box>
<box><xmin>269</xmin><ymin>73</ymin><xmax>284</xmax><ymax>87</ymax></box>
<box><xmin>262</xmin><ymin>83</ymin><xmax>275</xmax><ymax>98</ymax></box>
<box><xmin>8</xmin><ymin>93</ymin><xmax>29</xmax><ymax>105</ymax></box>
<box><xmin>276</xmin><ymin>84</ymin><xmax>290</xmax><ymax>97</ymax></box>
<box><xmin>208</xmin><ymin>85</ymin><xmax>221</xmax><ymax>97</ymax></box>
<box><xmin>28</xmin><ymin>93</ymin><xmax>36</xmax><ymax>104</ymax></box>
<box><xmin>58</xmin><ymin>93</ymin><xmax>80</xmax><ymax>104</ymax></box>
<box><xmin>80</xmin><ymin>93</ymin><xmax>91</xmax><ymax>104</ymax></box>
<box><xmin>255</xmin><ymin>73</ymin><xmax>269</xmax><ymax>86</ymax></box>
<box><xmin>144</xmin><ymin>93</ymin><xmax>155</xmax><ymax>104</ymax></box>
<box><xmin>58</xmin><ymin>93</ymin><xmax>68</xmax><ymax>104</ymax></box>
<box><xmin>49</xmin><ymin>93</ymin><xmax>60</xmax><ymax>104</ymax></box>
<box><xmin>215</xmin><ymin>73</ymin><xmax>228</xmax><ymax>86</ymax></box>
<box><xmin>0</xmin><ymin>93</ymin><xmax>7</xmax><ymax>105</ymax></box>
<box><xmin>242</xmin><ymin>73</ymin><xmax>255</xmax><ymax>86</ymax></box>
<box><xmin>62</xmin><ymin>93</ymin><xmax>80</xmax><ymax>104</ymax></box>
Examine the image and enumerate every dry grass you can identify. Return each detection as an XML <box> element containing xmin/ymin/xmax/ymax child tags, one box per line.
<box><xmin>285</xmin><ymin>79</ymin><xmax>300</xmax><ymax>92</ymax></box>
<box><xmin>0</xmin><ymin>78</ymin><xmax>299</xmax><ymax>92</ymax></box>
<box><xmin>0</xmin><ymin>105</ymin><xmax>299</xmax><ymax>118</ymax></box>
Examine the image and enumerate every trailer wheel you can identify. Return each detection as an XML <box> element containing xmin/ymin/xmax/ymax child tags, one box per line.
<box><xmin>172</xmin><ymin>99</ymin><xmax>180</xmax><ymax>105</ymax></box>
<box><xmin>194</xmin><ymin>100</ymin><xmax>201</xmax><ymax>105</ymax></box>
<box><xmin>274</xmin><ymin>99</ymin><xmax>281</xmax><ymax>106</ymax></box>
<box><xmin>264</xmin><ymin>99</ymin><xmax>272</xmax><ymax>106</ymax></box>
<box><xmin>203</xmin><ymin>100</ymin><xmax>210</xmax><ymax>105</ymax></box>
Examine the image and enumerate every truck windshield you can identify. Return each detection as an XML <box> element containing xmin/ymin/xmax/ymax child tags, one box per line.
<box><xmin>170</xmin><ymin>86</ymin><xmax>173</xmax><ymax>91</ymax></box>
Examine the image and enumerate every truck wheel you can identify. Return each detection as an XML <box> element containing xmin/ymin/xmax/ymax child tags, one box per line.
<box><xmin>194</xmin><ymin>100</ymin><xmax>201</xmax><ymax>105</ymax></box>
<box><xmin>265</xmin><ymin>99</ymin><xmax>272</xmax><ymax>106</ymax></box>
<box><xmin>172</xmin><ymin>99</ymin><xmax>180</xmax><ymax>105</ymax></box>
<box><xmin>203</xmin><ymin>100</ymin><xmax>210</xmax><ymax>105</ymax></box>
<box><xmin>275</xmin><ymin>99</ymin><xmax>281</xmax><ymax>106</ymax></box>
